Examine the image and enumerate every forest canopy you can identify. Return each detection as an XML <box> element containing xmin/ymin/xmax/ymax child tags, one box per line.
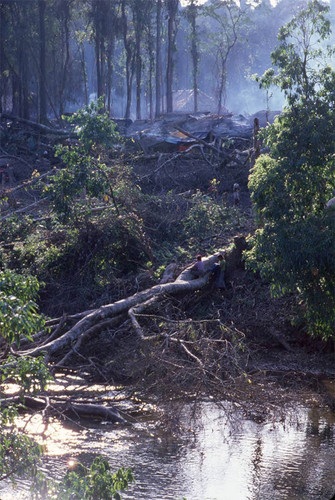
<box><xmin>1</xmin><ymin>0</ymin><xmax>334</xmax><ymax>121</ymax></box>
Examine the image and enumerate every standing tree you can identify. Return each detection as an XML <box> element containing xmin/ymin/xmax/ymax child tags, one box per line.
<box><xmin>155</xmin><ymin>0</ymin><xmax>163</xmax><ymax>117</ymax></box>
<box><xmin>166</xmin><ymin>0</ymin><xmax>179</xmax><ymax>113</ymax></box>
<box><xmin>90</xmin><ymin>0</ymin><xmax>108</xmax><ymax>106</ymax></box>
<box><xmin>0</xmin><ymin>1</ymin><xmax>32</xmax><ymax>118</ymax></box>
<box><xmin>204</xmin><ymin>0</ymin><xmax>244</xmax><ymax>114</ymax></box>
<box><xmin>246</xmin><ymin>0</ymin><xmax>335</xmax><ymax>339</ymax></box>
<box><xmin>184</xmin><ymin>0</ymin><xmax>200</xmax><ymax>113</ymax></box>
<box><xmin>121</xmin><ymin>0</ymin><xmax>135</xmax><ymax>119</ymax></box>
<box><xmin>38</xmin><ymin>0</ymin><xmax>48</xmax><ymax>123</ymax></box>
<box><xmin>55</xmin><ymin>0</ymin><xmax>73</xmax><ymax>117</ymax></box>
<box><xmin>131</xmin><ymin>0</ymin><xmax>152</xmax><ymax>120</ymax></box>
<box><xmin>144</xmin><ymin>3</ymin><xmax>155</xmax><ymax>120</ymax></box>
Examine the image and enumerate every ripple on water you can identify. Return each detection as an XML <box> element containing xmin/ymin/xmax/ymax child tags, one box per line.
<box><xmin>0</xmin><ymin>400</ymin><xmax>334</xmax><ymax>500</ymax></box>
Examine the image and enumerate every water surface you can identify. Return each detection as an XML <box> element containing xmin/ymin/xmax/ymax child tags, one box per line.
<box><xmin>1</xmin><ymin>392</ymin><xmax>334</xmax><ymax>500</ymax></box>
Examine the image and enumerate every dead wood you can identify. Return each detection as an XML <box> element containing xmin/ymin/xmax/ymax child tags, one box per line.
<box><xmin>159</xmin><ymin>262</ymin><xmax>178</xmax><ymax>284</ymax></box>
<box><xmin>174</xmin><ymin>125</ymin><xmax>234</xmax><ymax>161</ymax></box>
<box><xmin>37</xmin><ymin>314</ymin><xmax>69</xmax><ymax>347</ymax></box>
<box><xmin>20</xmin><ymin>253</ymin><xmax>222</xmax><ymax>360</ymax></box>
<box><xmin>1</xmin><ymin>168</ymin><xmax>59</xmax><ymax>197</ymax></box>
<box><xmin>0</xmin><ymin>152</ymin><xmax>34</xmax><ymax>171</ymax></box>
<box><xmin>1</xmin><ymin>198</ymin><xmax>49</xmax><ymax>220</ymax></box>
<box><xmin>128</xmin><ymin>297</ymin><xmax>160</xmax><ymax>339</ymax></box>
<box><xmin>1</xmin><ymin>395</ymin><xmax>125</xmax><ymax>423</ymax></box>
<box><xmin>44</xmin><ymin>309</ymin><xmax>97</xmax><ymax>328</ymax></box>
<box><xmin>56</xmin><ymin>315</ymin><xmax>126</xmax><ymax>367</ymax></box>
<box><xmin>1</xmin><ymin>113</ymin><xmax>77</xmax><ymax>137</ymax></box>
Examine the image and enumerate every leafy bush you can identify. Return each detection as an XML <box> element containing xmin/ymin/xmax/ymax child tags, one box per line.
<box><xmin>246</xmin><ymin>1</ymin><xmax>335</xmax><ymax>339</ymax></box>
<box><xmin>0</xmin><ymin>270</ymin><xmax>46</xmax><ymax>347</ymax></box>
<box><xmin>0</xmin><ymin>270</ymin><xmax>52</xmax><ymax>484</ymax></box>
<box><xmin>55</xmin><ymin>458</ymin><xmax>134</xmax><ymax>500</ymax></box>
<box><xmin>183</xmin><ymin>190</ymin><xmax>248</xmax><ymax>250</ymax></box>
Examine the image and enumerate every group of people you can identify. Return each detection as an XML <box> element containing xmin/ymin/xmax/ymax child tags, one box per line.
<box><xmin>190</xmin><ymin>253</ymin><xmax>226</xmax><ymax>289</ymax></box>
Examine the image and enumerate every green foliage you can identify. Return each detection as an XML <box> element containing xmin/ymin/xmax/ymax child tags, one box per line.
<box><xmin>0</xmin><ymin>270</ymin><xmax>53</xmax><ymax>485</ymax></box>
<box><xmin>2</xmin><ymin>355</ymin><xmax>52</xmax><ymax>396</ymax></box>
<box><xmin>44</xmin><ymin>98</ymin><xmax>123</xmax><ymax>222</ymax></box>
<box><xmin>0</xmin><ymin>270</ymin><xmax>46</xmax><ymax>346</ymax></box>
<box><xmin>183</xmin><ymin>190</ymin><xmax>248</xmax><ymax>251</ymax></box>
<box><xmin>64</xmin><ymin>97</ymin><xmax>120</xmax><ymax>153</ymax></box>
<box><xmin>0</xmin><ymin>432</ymin><xmax>43</xmax><ymax>483</ymax></box>
<box><xmin>54</xmin><ymin>457</ymin><xmax>134</xmax><ymax>500</ymax></box>
<box><xmin>0</xmin><ymin>270</ymin><xmax>134</xmax><ymax>498</ymax></box>
<box><xmin>256</xmin><ymin>1</ymin><xmax>334</xmax><ymax>105</ymax></box>
<box><xmin>47</xmin><ymin>146</ymin><xmax>112</xmax><ymax>221</ymax></box>
<box><xmin>0</xmin><ymin>215</ymin><xmax>34</xmax><ymax>244</ymax></box>
<box><xmin>246</xmin><ymin>1</ymin><xmax>335</xmax><ymax>339</ymax></box>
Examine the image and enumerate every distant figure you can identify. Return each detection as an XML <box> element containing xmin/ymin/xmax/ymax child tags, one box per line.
<box><xmin>190</xmin><ymin>254</ymin><xmax>205</xmax><ymax>278</ymax></box>
<box><xmin>233</xmin><ymin>183</ymin><xmax>240</xmax><ymax>206</ymax></box>
<box><xmin>211</xmin><ymin>253</ymin><xmax>226</xmax><ymax>289</ymax></box>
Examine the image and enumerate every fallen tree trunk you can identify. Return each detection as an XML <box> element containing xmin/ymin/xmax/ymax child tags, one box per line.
<box><xmin>2</xmin><ymin>395</ymin><xmax>125</xmax><ymax>423</ymax></box>
<box><xmin>21</xmin><ymin>253</ymin><xmax>221</xmax><ymax>360</ymax></box>
<box><xmin>0</xmin><ymin>113</ymin><xmax>77</xmax><ymax>137</ymax></box>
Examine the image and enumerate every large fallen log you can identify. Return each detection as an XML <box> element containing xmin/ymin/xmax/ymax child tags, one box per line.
<box><xmin>21</xmin><ymin>253</ymin><xmax>222</xmax><ymax>360</ymax></box>
<box><xmin>0</xmin><ymin>113</ymin><xmax>77</xmax><ymax>137</ymax></box>
<box><xmin>2</xmin><ymin>395</ymin><xmax>125</xmax><ymax>423</ymax></box>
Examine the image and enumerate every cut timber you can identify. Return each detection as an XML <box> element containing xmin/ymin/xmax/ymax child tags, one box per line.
<box><xmin>22</xmin><ymin>253</ymin><xmax>222</xmax><ymax>360</ymax></box>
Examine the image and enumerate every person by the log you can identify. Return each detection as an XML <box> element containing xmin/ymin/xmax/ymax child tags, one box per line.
<box><xmin>233</xmin><ymin>183</ymin><xmax>240</xmax><ymax>206</ymax></box>
<box><xmin>210</xmin><ymin>253</ymin><xmax>226</xmax><ymax>289</ymax></box>
<box><xmin>190</xmin><ymin>254</ymin><xmax>205</xmax><ymax>278</ymax></box>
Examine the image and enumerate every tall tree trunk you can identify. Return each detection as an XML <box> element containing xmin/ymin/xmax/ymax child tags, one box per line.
<box><xmin>19</xmin><ymin>42</ymin><xmax>30</xmax><ymax>119</ymax></box>
<box><xmin>189</xmin><ymin>0</ymin><xmax>199</xmax><ymax>113</ymax></box>
<box><xmin>11</xmin><ymin>74</ymin><xmax>20</xmax><ymax>116</ymax></box>
<box><xmin>0</xmin><ymin>3</ymin><xmax>4</xmax><ymax>113</ymax></box>
<box><xmin>122</xmin><ymin>0</ymin><xmax>134</xmax><ymax>120</ymax></box>
<box><xmin>135</xmin><ymin>28</ymin><xmax>141</xmax><ymax>119</ymax></box>
<box><xmin>95</xmin><ymin>28</ymin><xmax>102</xmax><ymax>98</ymax></box>
<box><xmin>106</xmin><ymin>36</ymin><xmax>115</xmax><ymax>115</ymax></box>
<box><xmin>79</xmin><ymin>42</ymin><xmax>88</xmax><ymax>106</ymax></box>
<box><xmin>20</xmin><ymin>3</ymin><xmax>30</xmax><ymax>119</ymax></box>
<box><xmin>38</xmin><ymin>0</ymin><xmax>47</xmax><ymax>124</ymax></box>
<box><xmin>147</xmin><ymin>22</ymin><xmax>154</xmax><ymax>120</ymax></box>
<box><xmin>155</xmin><ymin>0</ymin><xmax>162</xmax><ymax>117</ymax></box>
<box><xmin>59</xmin><ymin>0</ymin><xmax>71</xmax><ymax>117</ymax></box>
<box><xmin>93</xmin><ymin>0</ymin><xmax>106</xmax><ymax>107</ymax></box>
<box><xmin>166</xmin><ymin>0</ymin><xmax>178</xmax><ymax>113</ymax></box>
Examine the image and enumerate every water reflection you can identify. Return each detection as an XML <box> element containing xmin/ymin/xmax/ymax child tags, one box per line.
<box><xmin>180</xmin><ymin>403</ymin><xmax>335</xmax><ymax>500</ymax></box>
<box><xmin>1</xmin><ymin>401</ymin><xmax>334</xmax><ymax>500</ymax></box>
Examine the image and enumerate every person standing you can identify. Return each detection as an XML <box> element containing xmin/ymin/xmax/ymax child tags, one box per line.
<box><xmin>211</xmin><ymin>253</ymin><xmax>226</xmax><ymax>289</ymax></box>
<box><xmin>233</xmin><ymin>183</ymin><xmax>240</xmax><ymax>206</ymax></box>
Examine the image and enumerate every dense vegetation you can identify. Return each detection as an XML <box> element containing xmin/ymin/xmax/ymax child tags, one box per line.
<box><xmin>246</xmin><ymin>0</ymin><xmax>335</xmax><ymax>338</ymax></box>
<box><xmin>0</xmin><ymin>0</ymin><xmax>334</xmax><ymax>498</ymax></box>
<box><xmin>1</xmin><ymin>0</ymin><xmax>334</xmax><ymax>120</ymax></box>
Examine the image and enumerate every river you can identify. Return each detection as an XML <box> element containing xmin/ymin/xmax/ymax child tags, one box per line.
<box><xmin>1</xmin><ymin>380</ymin><xmax>335</xmax><ymax>500</ymax></box>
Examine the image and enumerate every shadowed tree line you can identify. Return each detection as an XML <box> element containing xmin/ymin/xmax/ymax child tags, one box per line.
<box><xmin>0</xmin><ymin>0</ymin><xmax>328</xmax><ymax>123</ymax></box>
